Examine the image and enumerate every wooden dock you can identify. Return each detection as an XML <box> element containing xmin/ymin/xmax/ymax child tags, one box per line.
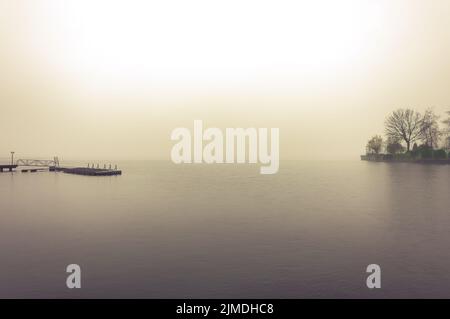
<box><xmin>50</xmin><ymin>166</ymin><xmax>122</xmax><ymax>176</ymax></box>
<box><xmin>1</xmin><ymin>155</ymin><xmax>122</xmax><ymax>176</ymax></box>
<box><xmin>0</xmin><ymin>165</ymin><xmax>17</xmax><ymax>172</ymax></box>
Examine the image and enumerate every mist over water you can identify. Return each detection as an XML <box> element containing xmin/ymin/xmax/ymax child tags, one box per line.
<box><xmin>0</xmin><ymin>160</ymin><xmax>449</xmax><ymax>298</ymax></box>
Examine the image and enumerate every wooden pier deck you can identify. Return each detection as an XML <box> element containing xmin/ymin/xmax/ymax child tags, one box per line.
<box><xmin>50</xmin><ymin>166</ymin><xmax>122</xmax><ymax>176</ymax></box>
<box><xmin>0</xmin><ymin>165</ymin><xmax>17</xmax><ymax>172</ymax></box>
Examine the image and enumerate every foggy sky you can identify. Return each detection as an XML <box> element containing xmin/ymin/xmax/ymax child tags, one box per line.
<box><xmin>1</xmin><ymin>0</ymin><xmax>449</xmax><ymax>161</ymax></box>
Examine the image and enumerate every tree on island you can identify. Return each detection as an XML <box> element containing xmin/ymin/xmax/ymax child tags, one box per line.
<box><xmin>365</xmin><ymin>108</ymin><xmax>449</xmax><ymax>159</ymax></box>
<box><xmin>419</xmin><ymin>108</ymin><xmax>441</xmax><ymax>149</ymax></box>
<box><xmin>366</xmin><ymin>135</ymin><xmax>383</xmax><ymax>154</ymax></box>
<box><xmin>386</xmin><ymin>137</ymin><xmax>405</xmax><ymax>154</ymax></box>
<box><xmin>385</xmin><ymin>108</ymin><xmax>422</xmax><ymax>152</ymax></box>
<box><xmin>443</xmin><ymin>110</ymin><xmax>450</xmax><ymax>151</ymax></box>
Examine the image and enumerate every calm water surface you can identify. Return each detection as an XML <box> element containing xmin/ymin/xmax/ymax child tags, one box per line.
<box><xmin>0</xmin><ymin>160</ymin><xmax>449</xmax><ymax>298</ymax></box>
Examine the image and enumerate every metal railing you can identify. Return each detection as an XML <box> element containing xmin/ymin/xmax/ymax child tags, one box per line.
<box><xmin>16</xmin><ymin>157</ymin><xmax>59</xmax><ymax>167</ymax></box>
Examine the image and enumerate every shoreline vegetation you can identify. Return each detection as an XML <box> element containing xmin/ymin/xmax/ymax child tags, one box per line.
<box><xmin>362</xmin><ymin>108</ymin><xmax>450</xmax><ymax>164</ymax></box>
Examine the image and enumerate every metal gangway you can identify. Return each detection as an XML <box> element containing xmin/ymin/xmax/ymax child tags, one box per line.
<box><xmin>16</xmin><ymin>157</ymin><xmax>60</xmax><ymax>167</ymax></box>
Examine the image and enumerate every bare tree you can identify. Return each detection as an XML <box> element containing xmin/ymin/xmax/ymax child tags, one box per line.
<box><xmin>385</xmin><ymin>108</ymin><xmax>422</xmax><ymax>152</ymax></box>
<box><xmin>443</xmin><ymin>110</ymin><xmax>450</xmax><ymax>150</ymax></box>
<box><xmin>419</xmin><ymin>108</ymin><xmax>441</xmax><ymax>148</ymax></box>
<box><xmin>366</xmin><ymin>135</ymin><xmax>383</xmax><ymax>154</ymax></box>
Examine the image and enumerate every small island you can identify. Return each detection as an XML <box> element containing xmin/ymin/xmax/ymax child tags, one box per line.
<box><xmin>362</xmin><ymin>108</ymin><xmax>450</xmax><ymax>164</ymax></box>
